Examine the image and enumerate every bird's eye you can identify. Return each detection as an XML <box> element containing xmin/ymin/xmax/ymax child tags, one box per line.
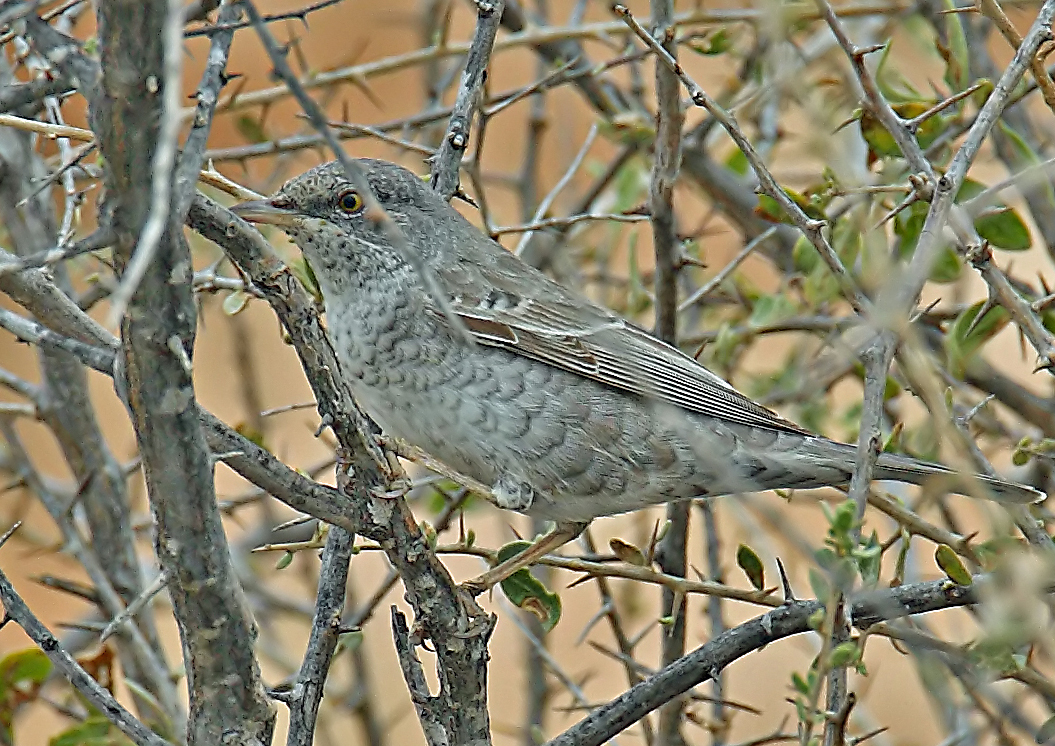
<box><xmin>337</xmin><ymin>190</ymin><xmax>364</xmax><ymax>214</ymax></box>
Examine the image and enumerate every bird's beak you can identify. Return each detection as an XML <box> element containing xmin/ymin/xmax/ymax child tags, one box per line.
<box><xmin>231</xmin><ymin>198</ymin><xmax>298</xmax><ymax>227</ymax></box>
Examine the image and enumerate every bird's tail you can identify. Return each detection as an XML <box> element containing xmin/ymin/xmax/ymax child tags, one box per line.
<box><xmin>872</xmin><ymin>451</ymin><xmax>1043</xmax><ymax>504</ymax></box>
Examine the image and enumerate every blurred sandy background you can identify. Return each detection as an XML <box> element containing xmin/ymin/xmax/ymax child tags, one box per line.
<box><xmin>1</xmin><ymin>0</ymin><xmax>1051</xmax><ymax>743</ymax></box>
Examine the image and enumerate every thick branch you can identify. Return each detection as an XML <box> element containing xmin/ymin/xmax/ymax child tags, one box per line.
<box><xmin>93</xmin><ymin>1</ymin><xmax>274</xmax><ymax>741</ymax></box>
<box><xmin>547</xmin><ymin>578</ymin><xmax>984</xmax><ymax>746</ymax></box>
<box><xmin>430</xmin><ymin>0</ymin><xmax>505</xmax><ymax>199</ymax></box>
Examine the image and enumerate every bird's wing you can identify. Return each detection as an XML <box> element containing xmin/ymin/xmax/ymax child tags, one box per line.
<box><xmin>429</xmin><ymin>253</ymin><xmax>810</xmax><ymax>436</ymax></box>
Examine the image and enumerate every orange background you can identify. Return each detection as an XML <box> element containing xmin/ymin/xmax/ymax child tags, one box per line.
<box><xmin>1</xmin><ymin>1</ymin><xmax>1050</xmax><ymax>744</ymax></box>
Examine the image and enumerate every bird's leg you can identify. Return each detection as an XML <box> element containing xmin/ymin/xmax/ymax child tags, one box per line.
<box><xmin>461</xmin><ymin>520</ymin><xmax>589</xmax><ymax>596</ymax></box>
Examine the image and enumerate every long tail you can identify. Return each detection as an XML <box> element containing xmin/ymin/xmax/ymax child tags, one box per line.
<box><xmin>872</xmin><ymin>450</ymin><xmax>1042</xmax><ymax>504</ymax></box>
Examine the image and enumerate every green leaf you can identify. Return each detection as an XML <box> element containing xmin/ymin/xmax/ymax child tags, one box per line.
<box><xmin>49</xmin><ymin>716</ymin><xmax>111</xmax><ymax>746</ymax></box>
<box><xmin>873</xmin><ymin>42</ymin><xmax>920</xmax><ymax>103</ymax></box>
<box><xmin>755</xmin><ymin>189</ymin><xmax>827</xmax><ymax>224</ymax></box>
<box><xmin>755</xmin><ymin>194</ymin><xmax>791</xmax><ymax>224</ymax></box>
<box><xmin>612</xmin><ymin>159</ymin><xmax>648</xmax><ymax>212</ymax></box>
<box><xmin>808</xmin><ymin>567</ymin><xmax>831</xmax><ymax>601</ymax></box>
<box><xmin>853</xmin><ymin>531</ymin><xmax>882</xmax><ymax>587</ymax></box>
<box><xmin>959</xmin><ymin>177</ymin><xmax>1033</xmax><ymax>250</ymax></box>
<box><xmin>691</xmin><ymin>28</ymin><xmax>732</xmax><ymax>55</ymax></box>
<box><xmin>235</xmin><ymin>115</ymin><xmax>268</xmax><ymax>144</ymax></box>
<box><xmin>939</xmin><ymin>0</ymin><xmax>970</xmax><ymax>91</ymax></box>
<box><xmin>829</xmin><ymin>641</ymin><xmax>859</xmax><ymax>668</ymax></box>
<box><xmin>975</xmin><ymin>206</ymin><xmax>1031</xmax><ymax>250</ymax></box>
<box><xmin>336</xmin><ymin>629</ymin><xmax>364</xmax><ymax>655</ymax></box>
<box><xmin>895</xmin><ymin>202</ymin><xmax>962</xmax><ymax>282</ymax></box>
<box><xmin>724</xmin><ymin>147</ymin><xmax>749</xmax><ymax>177</ymax></box>
<box><xmin>497</xmin><ymin>541</ymin><xmax>562</xmax><ymax>632</ymax></box>
<box><xmin>832</xmin><ymin>219</ymin><xmax>863</xmax><ymax>266</ymax></box>
<box><xmin>710</xmin><ymin>322</ymin><xmax>743</xmax><ymax>370</ymax></box>
<box><xmin>997</xmin><ymin>121</ymin><xmax>1055</xmax><ymax>209</ymax></box>
<box><xmin>290</xmin><ymin>256</ymin><xmax>322</xmax><ymax>303</ymax></box>
<box><xmin>913</xmin><ymin>110</ymin><xmax>948</xmax><ymax>150</ymax></box>
<box><xmin>956</xmin><ymin>178</ymin><xmax>986</xmax><ymax>202</ymax></box>
<box><xmin>930</xmin><ymin>247</ymin><xmax>962</xmax><ymax>283</ymax></box>
<box><xmin>121</xmin><ymin>678</ymin><xmax>173</xmax><ymax>738</ymax></box>
<box><xmin>276</xmin><ymin>551</ymin><xmax>294</xmax><ymax>570</ymax></box>
<box><xmin>0</xmin><ymin>648</ymin><xmax>51</xmax><ymax>690</ymax></box>
<box><xmin>801</xmin><ymin>263</ymin><xmax>841</xmax><ymax>306</ymax></box>
<box><xmin>859</xmin><ymin>102</ymin><xmax>947</xmax><ymax>159</ymax></box>
<box><xmin>599</xmin><ymin>112</ymin><xmax>656</xmax><ymax>146</ymax></box>
<box><xmin>793</xmin><ymin>236</ymin><xmax>821</xmax><ymax>274</ymax></box>
<box><xmin>946</xmin><ymin>300</ymin><xmax>1011</xmax><ymax>377</ymax></box>
<box><xmin>951</xmin><ymin>301</ymin><xmax>1010</xmax><ymax>356</ymax></box>
<box><xmin>748</xmin><ymin>293</ymin><xmax>797</xmax><ymax>328</ymax></box>
<box><xmin>829</xmin><ymin>499</ymin><xmax>857</xmax><ymax>536</ymax></box>
<box><xmin>736</xmin><ymin>544</ymin><xmax>766</xmax><ymax>590</ymax></box>
<box><xmin>968</xmin><ymin>639</ymin><xmax>1025</xmax><ymax>674</ymax></box>
<box><xmin>934</xmin><ymin>544</ymin><xmax>972</xmax><ymax>585</ymax></box>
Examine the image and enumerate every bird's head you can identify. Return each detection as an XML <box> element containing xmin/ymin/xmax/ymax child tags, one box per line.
<box><xmin>232</xmin><ymin>159</ymin><xmax>453</xmax><ymax>284</ymax></box>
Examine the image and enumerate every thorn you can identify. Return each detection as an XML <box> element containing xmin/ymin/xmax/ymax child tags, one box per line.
<box><xmin>566</xmin><ymin>573</ymin><xmax>596</xmax><ymax>590</ymax></box>
<box><xmin>850</xmin><ymin>725</ymin><xmax>890</xmax><ymax>746</ymax></box>
<box><xmin>853</xmin><ymin>43</ymin><xmax>887</xmax><ymax>59</ymax></box>
<box><xmin>910</xmin><ymin>297</ymin><xmax>943</xmax><ymax>323</ymax></box>
<box><xmin>452</xmin><ymin>186</ymin><xmax>479</xmax><ymax>208</ymax></box>
<box><xmin>1032</xmin><ymin>357</ymin><xmax>1055</xmax><ymax>374</ymax></box>
<box><xmin>0</xmin><ymin>521</ymin><xmax>21</xmax><ymax>550</ymax></box>
<box><xmin>272</xmin><ymin>514</ymin><xmax>315</xmax><ymax>532</ymax></box>
<box><xmin>776</xmin><ymin>557</ymin><xmax>795</xmax><ymax>603</ymax></box>
<box><xmin>873</xmin><ymin>191</ymin><xmax>919</xmax><ymax>230</ymax></box>
<box><xmin>832</xmin><ymin>112</ymin><xmax>860</xmax><ymax>134</ymax></box>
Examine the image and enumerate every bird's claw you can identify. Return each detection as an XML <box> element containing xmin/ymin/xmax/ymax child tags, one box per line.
<box><xmin>459</xmin><ymin>578</ymin><xmax>491</xmax><ymax>598</ymax></box>
<box><xmin>370</xmin><ymin>478</ymin><xmax>411</xmax><ymax>500</ymax></box>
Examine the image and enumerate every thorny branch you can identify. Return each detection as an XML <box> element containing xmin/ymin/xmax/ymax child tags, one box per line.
<box><xmin>2</xmin><ymin>0</ymin><xmax>1055</xmax><ymax>744</ymax></box>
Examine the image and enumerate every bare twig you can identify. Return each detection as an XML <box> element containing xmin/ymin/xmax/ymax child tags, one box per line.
<box><xmin>430</xmin><ymin>0</ymin><xmax>506</xmax><ymax>199</ymax></box>
<box><xmin>0</xmin><ymin>551</ymin><xmax>172</xmax><ymax>746</ymax></box>
<box><xmin>613</xmin><ymin>3</ymin><xmax>872</xmax><ymax>316</ymax></box>
<box><xmin>285</xmin><ymin>527</ymin><xmax>354</xmax><ymax>746</ymax></box>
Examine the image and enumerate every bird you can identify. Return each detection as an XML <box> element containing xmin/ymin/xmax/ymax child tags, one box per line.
<box><xmin>232</xmin><ymin>158</ymin><xmax>1043</xmax><ymax>590</ymax></box>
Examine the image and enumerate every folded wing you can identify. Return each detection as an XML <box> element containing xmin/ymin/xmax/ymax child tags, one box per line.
<box><xmin>431</xmin><ymin>251</ymin><xmax>809</xmax><ymax>436</ymax></box>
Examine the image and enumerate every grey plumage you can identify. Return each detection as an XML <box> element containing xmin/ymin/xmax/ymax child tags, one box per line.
<box><xmin>232</xmin><ymin>158</ymin><xmax>1043</xmax><ymax>520</ymax></box>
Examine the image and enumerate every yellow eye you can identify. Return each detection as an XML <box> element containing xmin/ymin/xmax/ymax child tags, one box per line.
<box><xmin>337</xmin><ymin>190</ymin><xmax>363</xmax><ymax>214</ymax></box>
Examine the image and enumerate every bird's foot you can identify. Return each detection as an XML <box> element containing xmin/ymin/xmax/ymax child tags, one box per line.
<box><xmin>491</xmin><ymin>474</ymin><xmax>535</xmax><ymax>512</ymax></box>
<box><xmin>370</xmin><ymin>477</ymin><xmax>411</xmax><ymax>500</ymax></box>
